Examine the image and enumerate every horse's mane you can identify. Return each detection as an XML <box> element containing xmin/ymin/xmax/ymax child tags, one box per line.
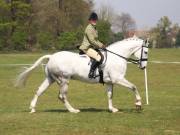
<box><xmin>108</xmin><ymin>37</ymin><xmax>143</xmax><ymax>49</ymax></box>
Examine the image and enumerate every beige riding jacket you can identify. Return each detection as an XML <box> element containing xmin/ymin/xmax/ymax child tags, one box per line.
<box><xmin>79</xmin><ymin>24</ymin><xmax>103</xmax><ymax>52</ymax></box>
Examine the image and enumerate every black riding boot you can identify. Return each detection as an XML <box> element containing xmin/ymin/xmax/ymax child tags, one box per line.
<box><xmin>88</xmin><ymin>60</ymin><xmax>100</xmax><ymax>78</ymax></box>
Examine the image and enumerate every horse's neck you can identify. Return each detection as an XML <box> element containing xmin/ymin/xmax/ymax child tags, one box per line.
<box><xmin>107</xmin><ymin>43</ymin><xmax>138</xmax><ymax>58</ymax></box>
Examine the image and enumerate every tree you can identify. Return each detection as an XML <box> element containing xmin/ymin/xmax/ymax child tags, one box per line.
<box><xmin>150</xmin><ymin>16</ymin><xmax>173</xmax><ymax>48</ymax></box>
<box><xmin>171</xmin><ymin>23</ymin><xmax>180</xmax><ymax>47</ymax></box>
<box><xmin>29</xmin><ymin>0</ymin><xmax>91</xmax><ymax>50</ymax></box>
<box><xmin>31</xmin><ymin>0</ymin><xmax>91</xmax><ymax>36</ymax></box>
<box><xmin>158</xmin><ymin>16</ymin><xmax>172</xmax><ymax>48</ymax></box>
<box><xmin>0</xmin><ymin>0</ymin><xmax>12</xmax><ymax>50</ymax></box>
<box><xmin>96</xmin><ymin>20</ymin><xmax>111</xmax><ymax>44</ymax></box>
<box><xmin>97</xmin><ymin>4</ymin><xmax>114</xmax><ymax>22</ymax></box>
<box><xmin>111</xmin><ymin>13</ymin><xmax>136</xmax><ymax>37</ymax></box>
<box><xmin>97</xmin><ymin>4</ymin><xmax>136</xmax><ymax>39</ymax></box>
<box><xmin>175</xmin><ymin>30</ymin><xmax>180</xmax><ymax>47</ymax></box>
<box><xmin>55</xmin><ymin>31</ymin><xmax>78</xmax><ymax>50</ymax></box>
<box><xmin>11</xmin><ymin>30</ymin><xmax>28</xmax><ymax>50</ymax></box>
<box><xmin>96</xmin><ymin>4</ymin><xmax>136</xmax><ymax>43</ymax></box>
<box><xmin>111</xmin><ymin>32</ymin><xmax>124</xmax><ymax>43</ymax></box>
<box><xmin>0</xmin><ymin>0</ymin><xmax>31</xmax><ymax>50</ymax></box>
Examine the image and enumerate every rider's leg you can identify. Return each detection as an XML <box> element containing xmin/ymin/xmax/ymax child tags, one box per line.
<box><xmin>86</xmin><ymin>48</ymin><xmax>101</xmax><ymax>78</ymax></box>
<box><xmin>88</xmin><ymin>59</ymin><xmax>100</xmax><ymax>78</ymax></box>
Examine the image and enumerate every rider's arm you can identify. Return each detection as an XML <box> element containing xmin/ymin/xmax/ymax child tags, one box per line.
<box><xmin>86</xmin><ymin>26</ymin><xmax>104</xmax><ymax>49</ymax></box>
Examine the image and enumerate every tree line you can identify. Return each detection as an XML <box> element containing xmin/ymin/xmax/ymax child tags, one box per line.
<box><xmin>150</xmin><ymin>16</ymin><xmax>180</xmax><ymax>48</ymax></box>
<box><xmin>0</xmin><ymin>0</ymin><xmax>180</xmax><ymax>51</ymax></box>
<box><xmin>0</xmin><ymin>0</ymin><xmax>93</xmax><ymax>51</ymax></box>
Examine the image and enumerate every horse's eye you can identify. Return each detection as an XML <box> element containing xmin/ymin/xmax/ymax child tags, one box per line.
<box><xmin>144</xmin><ymin>51</ymin><xmax>148</xmax><ymax>54</ymax></box>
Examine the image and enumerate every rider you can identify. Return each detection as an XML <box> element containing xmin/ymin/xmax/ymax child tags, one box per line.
<box><xmin>79</xmin><ymin>12</ymin><xmax>106</xmax><ymax>78</ymax></box>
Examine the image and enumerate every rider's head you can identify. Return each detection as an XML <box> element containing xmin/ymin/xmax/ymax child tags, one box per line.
<box><xmin>89</xmin><ymin>12</ymin><xmax>98</xmax><ymax>25</ymax></box>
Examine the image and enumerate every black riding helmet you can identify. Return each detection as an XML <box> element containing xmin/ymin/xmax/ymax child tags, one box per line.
<box><xmin>88</xmin><ymin>12</ymin><xmax>98</xmax><ymax>21</ymax></box>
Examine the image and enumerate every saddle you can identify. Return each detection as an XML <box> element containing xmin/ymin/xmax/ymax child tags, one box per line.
<box><xmin>79</xmin><ymin>49</ymin><xmax>106</xmax><ymax>84</ymax></box>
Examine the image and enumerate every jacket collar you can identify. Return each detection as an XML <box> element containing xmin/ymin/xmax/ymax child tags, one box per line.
<box><xmin>90</xmin><ymin>23</ymin><xmax>96</xmax><ymax>29</ymax></box>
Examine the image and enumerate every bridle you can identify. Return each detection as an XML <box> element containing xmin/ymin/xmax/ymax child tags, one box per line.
<box><xmin>104</xmin><ymin>39</ymin><xmax>149</xmax><ymax>67</ymax></box>
<box><xmin>139</xmin><ymin>40</ymin><xmax>149</xmax><ymax>68</ymax></box>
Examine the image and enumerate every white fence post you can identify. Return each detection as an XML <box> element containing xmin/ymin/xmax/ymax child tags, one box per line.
<box><xmin>144</xmin><ymin>68</ymin><xmax>149</xmax><ymax>105</ymax></box>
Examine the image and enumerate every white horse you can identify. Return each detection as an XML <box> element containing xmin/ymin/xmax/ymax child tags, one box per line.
<box><xmin>15</xmin><ymin>37</ymin><xmax>149</xmax><ymax>113</ymax></box>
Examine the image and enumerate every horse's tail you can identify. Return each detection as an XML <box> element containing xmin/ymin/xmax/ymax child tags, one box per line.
<box><xmin>15</xmin><ymin>55</ymin><xmax>51</xmax><ymax>88</ymax></box>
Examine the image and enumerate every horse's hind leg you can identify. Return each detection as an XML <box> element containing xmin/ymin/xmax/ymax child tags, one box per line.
<box><xmin>30</xmin><ymin>77</ymin><xmax>53</xmax><ymax>113</ymax></box>
<box><xmin>58</xmin><ymin>77</ymin><xmax>80</xmax><ymax>113</ymax></box>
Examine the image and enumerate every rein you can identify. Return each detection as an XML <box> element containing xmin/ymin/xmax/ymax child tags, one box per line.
<box><xmin>104</xmin><ymin>48</ymin><xmax>140</xmax><ymax>64</ymax></box>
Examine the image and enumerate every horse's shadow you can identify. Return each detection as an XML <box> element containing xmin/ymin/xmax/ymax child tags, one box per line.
<box><xmin>43</xmin><ymin>108</ymin><xmax>107</xmax><ymax>113</ymax></box>
<box><xmin>80</xmin><ymin>108</ymin><xmax>107</xmax><ymax>112</ymax></box>
<box><xmin>44</xmin><ymin>109</ymin><xmax>68</xmax><ymax>113</ymax></box>
<box><xmin>43</xmin><ymin>107</ymin><xmax>142</xmax><ymax>113</ymax></box>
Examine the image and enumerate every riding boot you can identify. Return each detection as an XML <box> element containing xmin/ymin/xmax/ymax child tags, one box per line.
<box><xmin>88</xmin><ymin>60</ymin><xmax>100</xmax><ymax>78</ymax></box>
<box><xmin>99</xmin><ymin>69</ymin><xmax>104</xmax><ymax>84</ymax></box>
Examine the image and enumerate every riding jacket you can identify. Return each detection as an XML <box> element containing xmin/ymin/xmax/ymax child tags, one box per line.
<box><xmin>79</xmin><ymin>24</ymin><xmax>103</xmax><ymax>52</ymax></box>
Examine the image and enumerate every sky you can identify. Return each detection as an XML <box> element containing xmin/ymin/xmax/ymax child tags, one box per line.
<box><xmin>93</xmin><ymin>0</ymin><xmax>180</xmax><ymax>29</ymax></box>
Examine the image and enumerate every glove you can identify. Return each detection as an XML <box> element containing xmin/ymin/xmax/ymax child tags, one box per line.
<box><xmin>102</xmin><ymin>45</ymin><xmax>107</xmax><ymax>50</ymax></box>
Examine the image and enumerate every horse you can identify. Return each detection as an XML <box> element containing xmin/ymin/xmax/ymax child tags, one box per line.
<box><xmin>15</xmin><ymin>37</ymin><xmax>149</xmax><ymax>113</ymax></box>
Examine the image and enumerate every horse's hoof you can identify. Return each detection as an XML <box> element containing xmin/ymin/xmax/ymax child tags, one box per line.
<box><xmin>136</xmin><ymin>105</ymin><xmax>142</xmax><ymax>111</ymax></box>
<box><xmin>29</xmin><ymin>108</ymin><xmax>36</xmax><ymax>114</ymax></box>
<box><xmin>70</xmin><ymin>109</ymin><xmax>80</xmax><ymax>113</ymax></box>
<box><xmin>110</xmin><ymin>108</ymin><xmax>119</xmax><ymax>113</ymax></box>
<box><xmin>135</xmin><ymin>100</ymin><xmax>142</xmax><ymax>111</ymax></box>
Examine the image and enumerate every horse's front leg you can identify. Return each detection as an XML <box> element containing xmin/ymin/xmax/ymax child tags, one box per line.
<box><xmin>106</xmin><ymin>84</ymin><xmax>118</xmax><ymax>113</ymax></box>
<box><xmin>116</xmin><ymin>78</ymin><xmax>142</xmax><ymax>110</ymax></box>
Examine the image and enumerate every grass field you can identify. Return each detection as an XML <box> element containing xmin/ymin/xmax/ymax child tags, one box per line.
<box><xmin>0</xmin><ymin>49</ymin><xmax>180</xmax><ymax>135</ymax></box>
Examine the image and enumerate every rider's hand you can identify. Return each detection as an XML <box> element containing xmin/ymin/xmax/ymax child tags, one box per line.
<box><xmin>102</xmin><ymin>45</ymin><xmax>106</xmax><ymax>48</ymax></box>
<box><xmin>102</xmin><ymin>45</ymin><xmax>106</xmax><ymax>50</ymax></box>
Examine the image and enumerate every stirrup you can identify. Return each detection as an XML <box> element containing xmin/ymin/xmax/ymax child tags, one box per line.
<box><xmin>88</xmin><ymin>71</ymin><xmax>95</xmax><ymax>78</ymax></box>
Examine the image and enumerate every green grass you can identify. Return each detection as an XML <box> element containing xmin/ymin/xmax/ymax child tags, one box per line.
<box><xmin>0</xmin><ymin>49</ymin><xmax>180</xmax><ymax>135</ymax></box>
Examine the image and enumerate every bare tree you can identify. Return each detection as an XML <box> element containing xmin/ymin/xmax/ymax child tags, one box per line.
<box><xmin>97</xmin><ymin>4</ymin><xmax>114</xmax><ymax>21</ymax></box>
<box><xmin>96</xmin><ymin>4</ymin><xmax>136</xmax><ymax>37</ymax></box>
<box><xmin>111</xmin><ymin>13</ymin><xmax>136</xmax><ymax>35</ymax></box>
<box><xmin>31</xmin><ymin>0</ymin><xmax>90</xmax><ymax>36</ymax></box>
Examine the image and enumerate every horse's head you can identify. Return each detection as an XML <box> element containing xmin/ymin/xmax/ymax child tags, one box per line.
<box><xmin>107</xmin><ymin>37</ymin><xmax>149</xmax><ymax>69</ymax></box>
<box><xmin>133</xmin><ymin>39</ymin><xmax>149</xmax><ymax>69</ymax></box>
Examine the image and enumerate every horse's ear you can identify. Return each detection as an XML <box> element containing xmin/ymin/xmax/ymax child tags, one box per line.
<box><xmin>145</xmin><ymin>38</ymin><xmax>149</xmax><ymax>47</ymax></box>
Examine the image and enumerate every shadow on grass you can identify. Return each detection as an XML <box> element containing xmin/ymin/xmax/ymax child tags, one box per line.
<box><xmin>119</xmin><ymin>107</ymin><xmax>144</xmax><ymax>114</ymax></box>
<box><xmin>80</xmin><ymin>108</ymin><xmax>108</xmax><ymax>112</ymax></box>
<box><xmin>42</xmin><ymin>107</ymin><xmax>143</xmax><ymax>113</ymax></box>
<box><xmin>21</xmin><ymin>109</ymin><xmax>68</xmax><ymax>113</ymax></box>
<box><xmin>44</xmin><ymin>109</ymin><xmax>68</xmax><ymax>113</ymax></box>
<box><xmin>42</xmin><ymin>108</ymin><xmax>107</xmax><ymax>113</ymax></box>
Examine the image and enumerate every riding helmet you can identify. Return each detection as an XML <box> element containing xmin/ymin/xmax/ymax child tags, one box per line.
<box><xmin>88</xmin><ymin>12</ymin><xmax>98</xmax><ymax>21</ymax></box>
